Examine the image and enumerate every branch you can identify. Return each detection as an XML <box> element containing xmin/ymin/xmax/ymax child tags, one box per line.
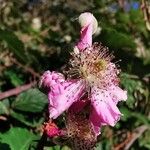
<box><xmin>0</xmin><ymin>82</ymin><xmax>36</xmax><ymax>100</ymax></box>
<box><xmin>113</xmin><ymin>132</ymin><xmax>132</xmax><ymax>150</ymax></box>
<box><xmin>36</xmin><ymin>132</ymin><xmax>47</xmax><ymax>150</ymax></box>
<box><xmin>124</xmin><ymin>125</ymin><xmax>149</xmax><ymax>150</ymax></box>
<box><xmin>141</xmin><ymin>0</ymin><xmax>150</xmax><ymax>31</ymax></box>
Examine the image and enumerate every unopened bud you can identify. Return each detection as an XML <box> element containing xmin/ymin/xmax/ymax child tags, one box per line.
<box><xmin>78</xmin><ymin>12</ymin><xmax>98</xmax><ymax>34</ymax></box>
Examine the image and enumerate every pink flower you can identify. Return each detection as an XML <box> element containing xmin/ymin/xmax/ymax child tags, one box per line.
<box><xmin>40</xmin><ymin>12</ymin><xmax>127</xmax><ymax>135</ymax></box>
<box><xmin>40</xmin><ymin>71</ymin><xmax>85</xmax><ymax>119</ymax></box>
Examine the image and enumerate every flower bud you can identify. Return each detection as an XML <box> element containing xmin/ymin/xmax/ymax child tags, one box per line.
<box><xmin>78</xmin><ymin>12</ymin><xmax>98</xmax><ymax>34</ymax></box>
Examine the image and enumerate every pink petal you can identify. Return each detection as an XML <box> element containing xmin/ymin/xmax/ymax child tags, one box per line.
<box><xmin>109</xmin><ymin>85</ymin><xmax>127</xmax><ymax>104</ymax></box>
<box><xmin>90</xmin><ymin>88</ymin><xmax>122</xmax><ymax>130</ymax></box>
<box><xmin>76</xmin><ymin>23</ymin><xmax>93</xmax><ymax>50</ymax></box>
<box><xmin>48</xmin><ymin>80</ymin><xmax>85</xmax><ymax>119</ymax></box>
<box><xmin>40</xmin><ymin>71</ymin><xmax>65</xmax><ymax>90</ymax></box>
<box><xmin>89</xmin><ymin>107</ymin><xmax>102</xmax><ymax>135</ymax></box>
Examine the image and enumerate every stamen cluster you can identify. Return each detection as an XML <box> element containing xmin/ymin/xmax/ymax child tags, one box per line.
<box><xmin>65</xmin><ymin>43</ymin><xmax>120</xmax><ymax>90</ymax></box>
<box><xmin>66</xmin><ymin>112</ymin><xmax>96</xmax><ymax>150</ymax></box>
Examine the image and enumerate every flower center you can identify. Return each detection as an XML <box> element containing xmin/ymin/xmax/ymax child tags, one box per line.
<box><xmin>94</xmin><ymin>59</ymin><xmax>107</xmax><ymax>71</ymax></box>
<box><xmin>80</xmin><ymin>59</ymin><xmax>107</xmax><ymax>86</ymax></box>
<box><xmin>64</xmin><ymin>43</ymin><xmax>119</xmax><ymax>89</ymax></box>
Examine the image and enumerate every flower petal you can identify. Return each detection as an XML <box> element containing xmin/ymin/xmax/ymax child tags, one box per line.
<box><xmin>48</xmin><ymin>80</ymin><xmax>85</xmax><ymax>119</ymax></box>
<box><xmin>90</xmin><ymin>88</ymin><xmax>122</xmax><ymax>128</ymax></box>
<box><xmin>89</xmin><ymin>107</ymin><xmax>102</xmax><ymax>135</ymax></box>
<box><xmin>109</xmin><ymin>85</ymin><xmax>127</xmax><ymax>104</ymax></box>
<box><xmin>76</xmin><ymin>23</ymin><xmax>93</xmax><ymax>50</ymax></box>
<box><xmin>40</xmin><ymin>71</ymin><xmax>65</xmax><ymax>90</ymax></box>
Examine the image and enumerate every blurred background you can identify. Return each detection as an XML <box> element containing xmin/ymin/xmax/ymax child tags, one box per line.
<box><xmin>0</xmin><ymin>0</ymin><xmax>150</xmax><ymax>149</ymax></box>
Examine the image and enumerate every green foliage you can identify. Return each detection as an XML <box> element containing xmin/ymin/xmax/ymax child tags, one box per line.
<box><xmin>0</xmin><ymin>99</ymin><xmax>10</xmax><ymax>115</ymax></box>
<box><xmin>99</xmin><ymin>27</ymin><xmax>136</xmax><ymax>51</ymax></box>
<box><xmin>10</xmin><ymin>110</ymin><xmax>44</xmax><ymax>127</ymax></box>
<box><xmin>12</xmin><ymin>88</ymin><xmax>48</xmax><ymax>113</ymax></box>
<box><xmin>139</xmin><ymin>130</ymin><xmax>150</xmax><ymax>149</ymax></box>
<box><xmin>121</xmin><ymin>73</ymin><xmax>143</xmax><ymax>109</ymax></box>
<box><xmin>0</xmin><ymin>128</ymin><xmax>39</xmax><ymax>150</ymax></box>
<box><xmin>44</xmin><ymin>145</ymin><xmax>71</xmax><ymax>150</ymax></box>
<box><xmin>0</xmin><ymin>29</ymin><xmax>27</xmax><ymax>63</ymax></box>
<box><xmin>121</xmin><ymin>107</ymin><xmax>150</xmax><ymax>125</ymax></box>
<box><xmin>4</xmin><ymin>70</ymin><xmax>24</xmax><ymax>86</ymax></box>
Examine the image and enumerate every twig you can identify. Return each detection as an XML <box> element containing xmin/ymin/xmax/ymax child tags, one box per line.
<box><xmin>113</xmin><ymin>132</ymin><xmax>132</xmax><ymax>150</ymax></box>
<box><xmin>124</xmin><ymin>125</ymin><xmax>149</xmax><ymax>150</ymax></box>
<box><xmin>141</xmin><ymin>0</ymin><xmax>150</xmax><ymax>31</ymax></box>
<box><xmin>0</xmin><ymin>116</ymin><xmax>7</xmax><ymax>121</ymax></box>
<box><xmin>36</xmin><ymin>132</ymin><xmax>47</xmax><ymax>150</ymax></box>
<box><xmin>0</xmin><ymin>82</ymin><xmax>36</xmax><ymax>100</ymax></box>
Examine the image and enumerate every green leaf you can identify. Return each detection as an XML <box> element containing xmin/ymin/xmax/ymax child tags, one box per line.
<box><xmin>0</xmin><ymin>29</ymin><xmax>27</xmax><ymax>63</ymax></box>
<box><xmin>0</xmin><ymin>127</ymin><xmax>39</xmax><ymax>150</ymax></box>
<box><xmin>121</xmin><ymin>73</ymin><xmax>143</xmax><ymax>109</ymax></box>
<box><xmin>0</xmin><ymin>99</ymin><xmax>10</xmax><ymax>115</ymax></box>
<box><xmin>120</xmin><ymin>107</ymin><xmax>150</xmax><ymax>125</ymax></box>
<box><xmin>44</xmin><ymin>145</ymin><xmax>71</xmax><ymax>150</ymax></box>
<box><xmin>61</xmin><ymin>146</ymin><xmax>71</xmax><ymax>150</ymax></box>
<box><xmin>10</xmin><ymin>110</ymin><xmax>44</xmax><ymax>127</ymax></box>
<box><xmin>116</xmin><ymin>12</ymin><xmax>130</xmax><ymax>24</ymax></box>
<box><xmin>130</xmin><ymin>9</ymin><xmax>147</xmax><ymax>36</ymax></box>
<box><xmin>95</xmin><ymin>139</ymin><xmax>112</xmax><ymax>150</ymax></box>
<box><xmin>139</xmin><ymin>130</ymin><xmax>150</xmax><ymax>149</ymax></box>
<box><xmin>12</xmin><ymin>88</ymin><xmax>48</xmax><ymax>113</ymax></box>
<box><xmin>95</xmin><ymin>142</ymin><xmax>102</xmax><ymax>150</ymax></box>
<box><xmin>45</xmin><ymin>145</ymin><xmax>61</xmax><ymax>150</ymax></box>
<box><xmin>99</xmin><ymin>27</ymin><xmax>136</xmax><ymax>51</ymax></box>
<box><xmin>4</xmin><ymin>70</ymin><xmax>24</xmax><ymax>87</ymax></box>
